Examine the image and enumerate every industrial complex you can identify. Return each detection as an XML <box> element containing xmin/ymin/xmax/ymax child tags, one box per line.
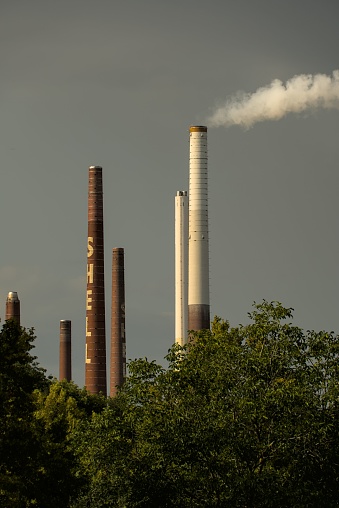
<box><xmin>4</xmin><ymin>126</ymin><xmax>210</xmax><ymax>396</ymax></box>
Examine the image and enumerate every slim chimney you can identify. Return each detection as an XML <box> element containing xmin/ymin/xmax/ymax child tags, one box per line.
<box><xmin>175</xmin><ymin>191</ymin><xmax>188</xmax><ymax>345</ymax></box>
<box><xmin>85</xmin><ymin>165</ymin><xmax>107</xmax><ymax>395</ymax></box>
<box><xmin>59</xmin><ymin>320</ymin><xmax>72</xmax><ymax>382</ymax></box>
<box><xmin>110</xmin><ymin>248</ymin><xmax>126</xmax><ymax>396</ymax></box>
<box><xmin>188</xmin><ymin>126</ymin><xmax>210</xmax><ymax>331</ymax></box>
<box><xmin>6</xmin><ymin>291</ymin><xmax>20</xmax><ymax>325</ymax></box>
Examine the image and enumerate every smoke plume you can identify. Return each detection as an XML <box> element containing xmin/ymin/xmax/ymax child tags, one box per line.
<box><xmin>207</xmin><ymin>70</ymin><xmax>339</xmax><ymax>129</ymax></box>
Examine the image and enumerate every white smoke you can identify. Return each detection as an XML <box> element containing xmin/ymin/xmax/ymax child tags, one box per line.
<box><xmin>207</xmin><ymin>70</ymin><xmax>339</xmax><ymax>129</ymax></box>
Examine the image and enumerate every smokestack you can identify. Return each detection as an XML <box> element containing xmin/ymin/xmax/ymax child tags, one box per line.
<box><xmin>175</xmin><ymin>191</ymin><xmax>188</xmax><ymax>345</ymax></box>
<box><xmin>85</xmin><ymin>165</ymin><xmax>107</xmax><ymax>395</ymax></box>
<box><xmin>6</xmin><ymin>291</ymin><xmax>20</xmax><ymax>325</ymax></box>
<box><xmin>110</xmin><ymin>248</ymin><xmax>126</xmax><ymax>397</ymax></box>
<box><xmin>188</xmin><ymin>126</ymin><xmax>210</xmax><ymax>331</ymax></box>
<box><xmin>59</xmin><ymin>320</ymin><xmax>72</xmax><ymax>382</ymax></box>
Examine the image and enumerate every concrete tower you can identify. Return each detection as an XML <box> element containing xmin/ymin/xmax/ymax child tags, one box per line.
<box><xmin>6</xmin><ymin>291</ymin><xmax>20</xmax><ymax>325</ymax></box>
<box><xmin>85</xmin><ymin>165</ymin><xmax>107</xmax><ymax>395</ymax></box>
<box><xmin>175</xmin><ymin>191</ymin><xmax>188</xmax><ymax>345</ymax></box>
<box><xmin>59</xmin><ymin>320</ymin><xmax>72</xmax><ymax>382</ymax></box>
<box><xmin>188</xmin><ymin>126</ymin><xmax>210</xmax><ymax>331</ymax></box>
<box><xmin>110</xmin><ymin>248</ymin><xmax>126</xmax><ymax>397</ymax></box>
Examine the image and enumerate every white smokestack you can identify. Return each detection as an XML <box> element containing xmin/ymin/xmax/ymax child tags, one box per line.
<box><xmin>207</xmin><ymin>70</ymin><xmax>339</xmax><ymax>129</ymax></box>
<box><xmin>188</xmin><ymin>126</ymin><xmax>210</xmax><ymax>331</ymax></box>
<box><xmin>175</xmin><ymin>191</ymin><xmax>188</xmax><ymax>345</ymax></box>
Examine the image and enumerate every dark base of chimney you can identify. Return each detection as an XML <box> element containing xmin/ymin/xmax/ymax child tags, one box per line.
<box><xmin>188</xmin><ymin>304</ymin><xmax>210</xmax><ymax>332</ymax></box>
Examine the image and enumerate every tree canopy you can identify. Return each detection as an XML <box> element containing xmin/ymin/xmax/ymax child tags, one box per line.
<box><xmin>1</xmin><ymin>302</ymin><xmax>339</xmax><ymax>507</ymax></box>
<box><xmin>0</xmin><ymin>320</ymin><xmax>49</xmax><ymax>506</ymax></box>
<box><xmin>0</xmin><ymin>320</ymin><xmax>106</xmax><ymax>507</ymax></box>
<box><xmin>71</xmin><ymin>301</ymin><xmax>339</xmax><ymax>507</ymax></box>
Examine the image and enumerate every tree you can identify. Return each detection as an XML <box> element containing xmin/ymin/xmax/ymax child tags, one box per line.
<box><xmin>0</xmin><ymin>320</ymin><xmax>49</xmax><ymax>506</ymax></box>
<box><xmin>33</xmin><ymin>380</ymin><xmax>107</xmax><ymax>507</ymax></box>
<box><xmin>0</xmin><ymin>318</ymin><xmax>109</xmax><ymax>507</ymax></box>
<box><xmin>71</xmin><ymin>302</ymin><xmax>339</xmax><ymax>507</ymax></box>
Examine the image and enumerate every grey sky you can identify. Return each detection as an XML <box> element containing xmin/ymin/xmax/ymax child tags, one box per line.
<box><xmin>1</xmin><ymin>0</ymin><xmax>339</xmax><ymax>385</ymax></box>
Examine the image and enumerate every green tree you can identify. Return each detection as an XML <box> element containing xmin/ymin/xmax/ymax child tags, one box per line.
<box><xmin>33</xmin><ymin>380</ymin><xmax>107</xmax><ymax>507</ymax></box>
<box><xmin>0</xmin><ymin>319</ymin><xmax>109</xmax><ymax>507</ymax></box>
<box><xmin>71</xmin><ymin>302</ymin><xmax>339</xmax><ymax>507</ymax></box>
<box><xmin>0</xmin><ymin>320</ymin><xmax>49</xmax><ymax>506</ymax></box>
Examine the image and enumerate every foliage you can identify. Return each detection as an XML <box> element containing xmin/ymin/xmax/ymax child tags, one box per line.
<box><xmin>0</xmin><ymin>320</ymin><xmax>49</xmax><ymax>507</ymax></box>
<box><xmin>0</xmin><ymin>319</ymin><xmax>106</xmax><ymax>507</ymax></box>
<box><xmin>71</xmin><ymin>302</ymin><xmax>339</xmax><ymax>507</ymax></box>
<box><xmin>33</xmin><ymin>380</ymin><xmax>107</xmax><ymax>507</ymax></box>
<box><xmin>2</xmin><ymin>303</ymin><xmax>339</xmax><ymax>507</ymax></box>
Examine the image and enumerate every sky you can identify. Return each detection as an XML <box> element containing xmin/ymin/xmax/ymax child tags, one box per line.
<box><xmin>1</xmin><ymin>0</ymin><xmax>339</xmax><ymax>386</ymax></box>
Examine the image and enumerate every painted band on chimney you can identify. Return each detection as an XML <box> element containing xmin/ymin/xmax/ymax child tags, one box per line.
<box><xmin>110</xmin><ymin>247</ymin><xmax>126</xmax><ymax>397</ymax></box>
<box><xmin>6</xmin><ymin>291</ymin><xmax>20</xmax><ymax>325</ymax></box>
<box><xmin>175</xmin><ymin>191</ymin><xmax>188</xmax><ymax>345</ymax></box>
<box><xmin>59</xmin><ymin>320</ymin><xmax>72</xmax><ymax>382</ymax></box>
<box><xmin>188</xmin><ymin>126</ymin><xmax>210</xmax><ymax>331</ymax></box>
<box><xmin>85</xmin><ymin>165</ymin><xmax>107</xmax><ymax>395</ymax></box>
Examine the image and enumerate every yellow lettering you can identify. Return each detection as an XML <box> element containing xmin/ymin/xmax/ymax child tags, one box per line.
<box><xmin>86</xmin><ymin>316</ymin><xmax>91</xmax><ymax>337</ymax></box>
<box><xmin>85</xmin><ymin>343</ymin><xmax>91</xmax><ymax>363</ymax></box>
<box><xmin>87</xmin><ymin>263</ymin><xmax>94</xmax><ymax>284</ymax></box>
<box><xmin>87</xmin><ymin>237</ymin><xmax>94</xmax><ymax>258</ymax></box>
<box><xmin>86</xmin><ymin>290</ymin><xmax>92</xmax><ymax>310</ymax></box>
